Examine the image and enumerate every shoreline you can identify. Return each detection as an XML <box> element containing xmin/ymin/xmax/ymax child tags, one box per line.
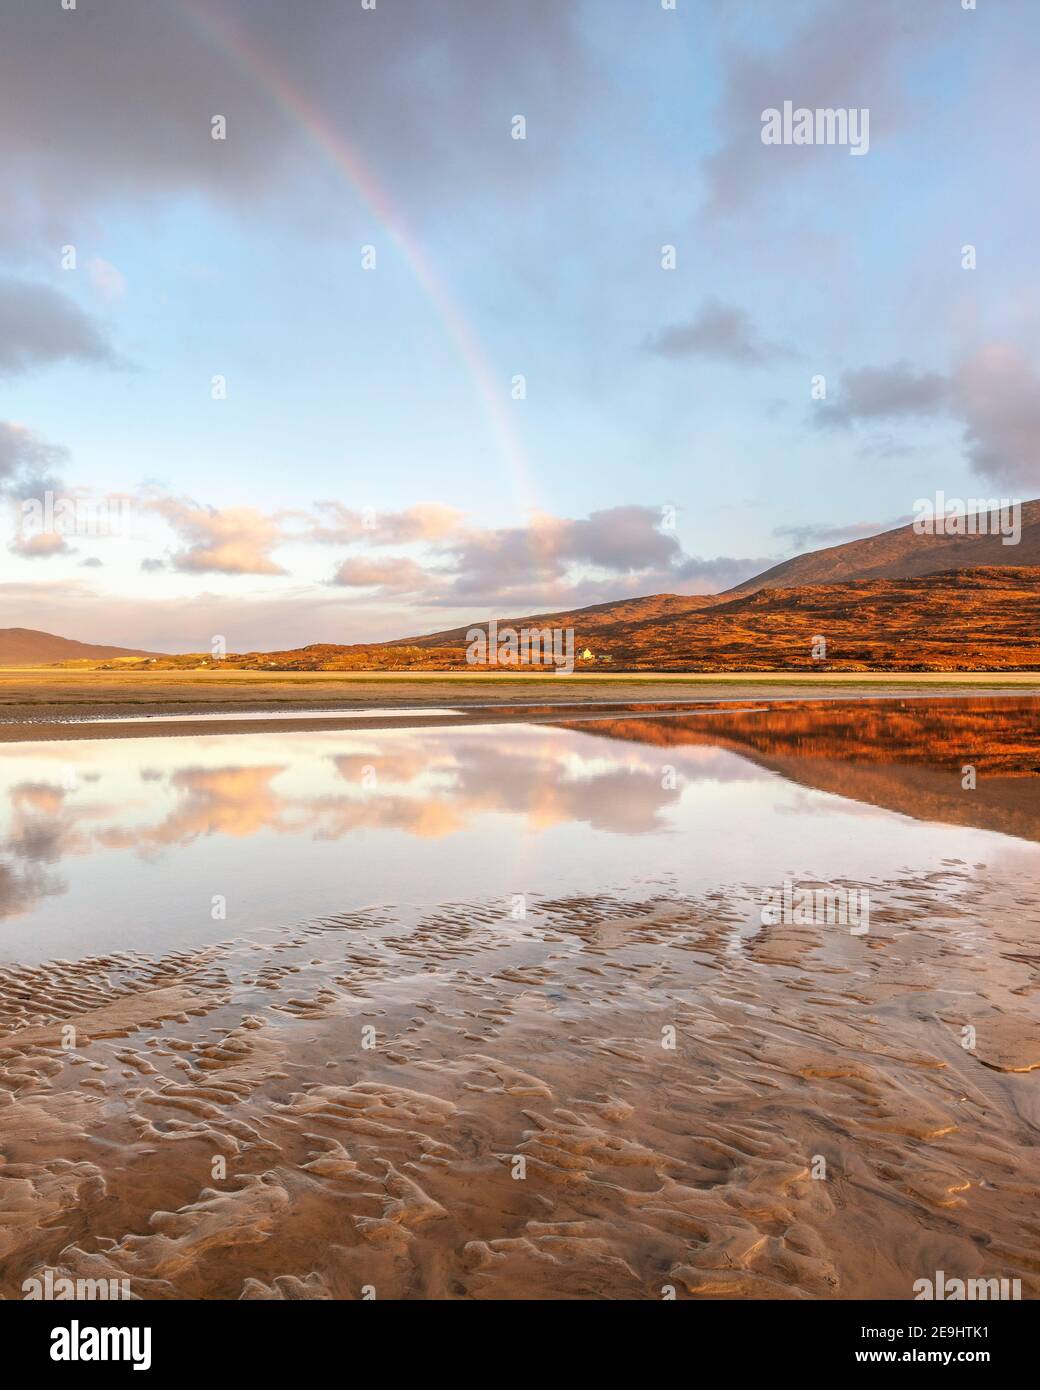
<box><xmin>2</xmin><ymin>670</ymin><xmax>1039</xmax><ymax>744</ymax></box>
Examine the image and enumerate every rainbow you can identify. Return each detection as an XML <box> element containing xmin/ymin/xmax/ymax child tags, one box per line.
<box><xmin>181</xmin><ymin>0</ymin><xmax>537</xmax><ymax>519</ymax></box>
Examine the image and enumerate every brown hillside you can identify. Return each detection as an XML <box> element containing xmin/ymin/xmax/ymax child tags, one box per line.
<box><xmin>0</xmin><ymin>628</ymin><xmax>156</xmax><ymax>665</ymax></box>
<box><xmin>726</xmin><ymin>499</ymin><xmax>1040</xmax><ymax>593</ymax></box>
<box><xmin>389</xmin><ymin>592</ymin><xmax>716</xmax><ymax>649</ymax></box>
<box><xmin>103</xmin><ymin>567</ymin><xmax>1040</xmax><ymax>673</ymax></box>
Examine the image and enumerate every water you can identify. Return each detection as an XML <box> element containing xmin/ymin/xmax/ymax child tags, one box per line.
<box><xmin>1</xmin><ymin>699</ymin><xmax>1038</xmax><ymax>1301</ymax></box>
<box><xmin>3</xmin><ymin>700</ymin><xmax>1038</xmax><ymax>964</ymax></box>
<box><xmin>55</xmin><ymin>706</ymin><xmax>463</xmax><ymax>725</ymax></box>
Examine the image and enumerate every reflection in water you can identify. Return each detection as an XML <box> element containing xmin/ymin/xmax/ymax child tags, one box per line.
<box><xmin>1</xmin><ymin>699</ymin><xmax>1038</xmax><ymax>960</ymax></box>
<box><xmin>0</xmin><ymin>699</ymin><xmax>1038</xmax><ymax>1302</ymax></box>
<box><xmin>563</xmin><ymin>697</ymin><xmax>1040</xmax><ymax>843</ymax></box>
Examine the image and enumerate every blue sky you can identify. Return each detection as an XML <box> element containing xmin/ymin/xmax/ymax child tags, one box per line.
<box><xmin>1</xmin><ymin>0</ymin><xmax>1038</xmax><ymax>650</ymax></box>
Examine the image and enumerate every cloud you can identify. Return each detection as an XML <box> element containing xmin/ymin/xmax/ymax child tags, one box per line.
<box><xmin>331</xmin><ymin>555</ymin><xmax>431</xmax><ymax>592</ymax></box>
<box><xmin>807</xmin><ymin>344</ymin><xmax>1040</xmax><ymax>488</ymax></box>
<box><xmin>0</xmin><ymin>421</ymin><xmax>68</xmax><ymax>499</ymax></box>
<box><xmin>773</xmin><ymin>518</ymin><xmax>909</xmax><ymax>550</ymax></box>
<box><xmin>436</xmin><ymin>506</ymin><xmax>684</xmax><ymax>601</ymax></box>
<box><xmin>385</xmin><ymin>507</ymin><xmax>772</xmax><ymax>606</ymax></box>
<box><xmin>647</xmin><ymin>298</ymin><xmax>783</xmax><ymax>365</ymax></box>
<box><xmin>703</xmin><ymin>0</ymin><xmax>946</xmax><ymax>214</ymax></box>
<box><xmin>309</xmin><ymin>502</ymin><xmax>463</xmax><ymax>546</ymax></box>
<box><xmin>951</xmin><ymin>343</ymin><xmax>1040</xmax><ymax>488</ymax></box>
<box><xmin>8</xmin><ymin>531</ymin><xmax>71</xmax><ymax>560</ymax></box>
<box><xmin>138</xmin><ymin>497</ymin><xmax>771</xmax><ymax>609</ymax></box>
<box><xmin>5</xmin><ymin>493</ymin><xmax>772</xmax><ymax>645</ymax></box>
<box><xmin>150</xmin><ymin>498</ymin><xmax>288</xmax><ymax>575</ymax></box>
<box><xmin>676</xmin><ymin>554</ymin><xmax>775</xmax><ymax>590</ymax></box>
<box><xmin>813</xmin><ymin>363</ymin><xmax>949</xmax><ymax>429</ymax></box>
<box><xmin>0</xmin><ymin>278</ymin><xmax>115</xmax><ymax>375</ymax></box>
<box><xmin>1</xmin><ymin>1</ymin><xmax>591</xmax><ymax>250</ymax></box>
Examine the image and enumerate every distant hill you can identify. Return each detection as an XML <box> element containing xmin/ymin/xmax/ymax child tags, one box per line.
<box><xmin>120</xmin><ymin>567</ymin><xmax>1040</xmax><ymax>673</ymax></box>
<box><xmin>576</xmin><ymin>567</ymin><xmax>1040</xmax><ymax>670</ymax></box>
<box><xmin>726</xmin><ymin>499</ymin><xmax>1040</xmax><ymax>593</ymax></box>
<box><xmin>386</xmin><ymin>500</ymin><xmax>1040</xmax><ymax>651</ymax></box>
<box><xmin>389</xmin><ymin>592</ymin><xmax>716</xmax><ymax>649</ymax></box>
<box><xmin>0</xmin><ymin>628</ymin><xmax>156</xmax><ymax>665</ymax></box>
<box><xmin>15</xmin><ymin>502</ymin><xmax>1040</xmax><ymax>674</ymax></box>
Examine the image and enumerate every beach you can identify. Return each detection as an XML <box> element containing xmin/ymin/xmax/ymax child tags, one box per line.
<box><xmin>1</xmin><ymin>695</ymin><xmax>1037</xmax><ymax>1300</ymax></box>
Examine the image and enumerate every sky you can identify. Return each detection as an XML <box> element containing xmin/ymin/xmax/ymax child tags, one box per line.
<box><xmin>1</xmin><ymin>0</ymin><xmax>1038</xmax><ymax>653</ymax></box>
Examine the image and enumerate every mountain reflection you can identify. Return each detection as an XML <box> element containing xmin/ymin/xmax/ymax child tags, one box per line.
<box><xmin>2</xmin><ymin>699</ymin><xmax>1038</xmax><ymax>922</ymax></box>
<box><xmin>559</xmin><ymin>697</ymin><xmax>1040</xmax><ymax>844</ymax></box>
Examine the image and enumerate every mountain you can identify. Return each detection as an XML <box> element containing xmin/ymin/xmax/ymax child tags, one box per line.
<box><xmin>567</xmin><ymin>567</ymin><xmax>1040</xmax><ymax>670</ymax></box>
<box><xmin>388</xmin><ymin>499</ymin><xmax>1040</xmax><ymax>651</ymax></box>
<box><xmin>120</xmin><ymin>566</ymin><xmax>1040</xmax><ymax>672</ymax></box>
<box><xmin>20</xmin><ymin>501</ymin><xmax>1040</xmax><ymax>673</ymax></box>
<box><xmin>726</xmin><ymin>499</ymin><xmax>1040</xmax><ymax>593</ymax></box>
<box><xmin>0</xmin><ymin>629</ymin><xmax>156</xmax><ymax>665</ymax></box>
<box><xmin>388</xmin><ymin>593</ymin><xmax>716</xmax><ymax>649</ymax></box>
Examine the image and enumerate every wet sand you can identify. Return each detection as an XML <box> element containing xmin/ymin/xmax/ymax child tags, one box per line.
<box><xmin>0</xmin><ymin>867</ymin><xmax>1037</xmax><ymax>1300</ymax></box>
<box><xmin>1</xmin><ymin>701</ymin><xmax>1037</xmax><ymax>1301</ymax></box>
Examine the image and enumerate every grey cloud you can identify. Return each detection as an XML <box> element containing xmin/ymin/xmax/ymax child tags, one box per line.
<box><xmin>773</xmin><ymin>518</ymin><xmax>910</xmax><ymax>551</ymax></box>
<box><xmin>422</xmin><ymin>510</ymin><xmax>771</xmax><ymax>606</ymax></box>
<box><xmin>564</xmin><ymin>506</ymin><xmax>684</xmax><ymax>571</ymax></box>
<box><xmin>648</xmin><ymin>298</ymin><xmax>782</xmax><ymax>365</ymax></box>
<box><xmin>703</xmin><ymin>0</ymin><xmax>946</xmax><ymax>214</ymax></box>
<box><xmin>951</xmin><ymin>344</ymin><xmax>1040</xmax><ymax>488</ymax></box>
<box><xmin>675</xmin><ymin>555</ymin><xmax>775</xmax><ymax>590</ymax></box>
<box><xmin>813</xmin><ymin>363</ymin><xmax>949</xmax><ymax>429</ymax></box>
<box><xmin>2</xmin><ymin>1</ymin><xmax>590</xmax><ymax>250</ymax></box>
<box><xmin>440</xmin><ymin>506</ymin><xmax>683</xmax><ymax>600</ymax></box>
<box><xmin>0</xmin><ymin>421</ymin><xmax>68</xmax><ymax>499</ymax></box>
<box><xmin>808</xmin><ymin>344</ymin><xmax>1040</xmax><ymax>488</ymax></box>
<box><xmin>0</xmin><ymin>279</ymin><xmax>115</xmax><ymax>375</ymax></box>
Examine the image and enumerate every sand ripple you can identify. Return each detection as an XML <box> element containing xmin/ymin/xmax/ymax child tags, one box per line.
<box><xmin>1</xmin><ymin>866</ymin><xmax>1037</xmax><ymax>1299</ymax></box>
